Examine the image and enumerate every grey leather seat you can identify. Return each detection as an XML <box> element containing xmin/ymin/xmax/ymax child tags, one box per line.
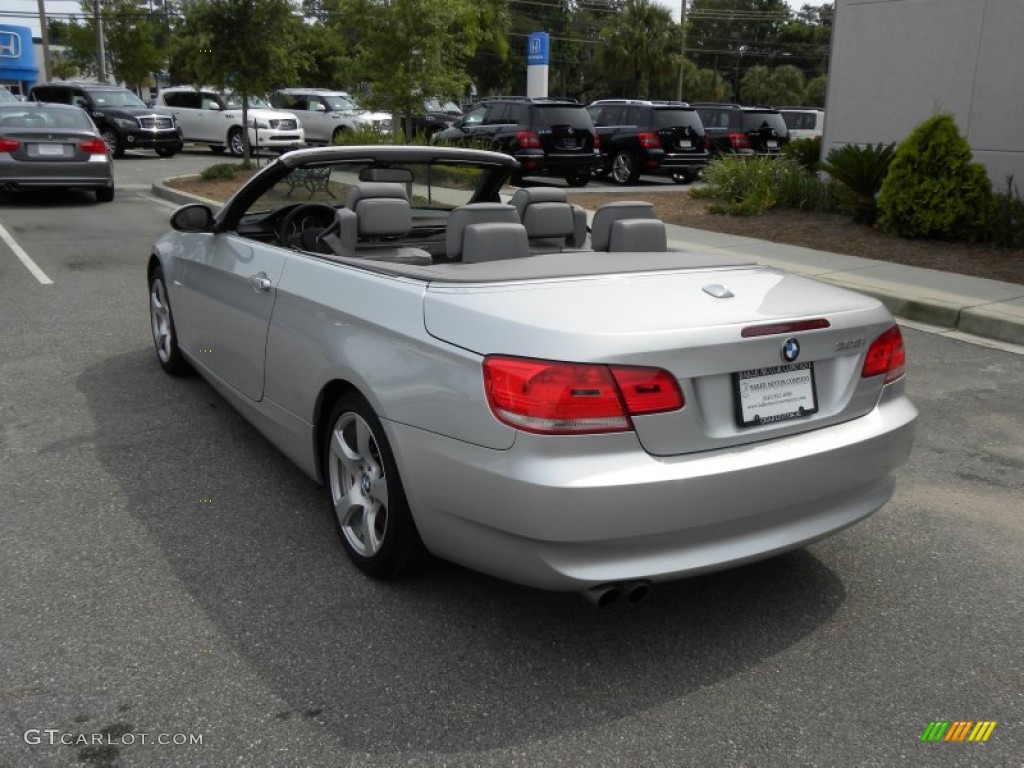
<box><xmin>508</xmin><ymin>187</ymin><xmax>587</xmax><ymax>251</ymax></box>
<box><xmin>322</xmin><ymin>183</ymin><xmax>432</xmax><ymax>264</ymax></box>
<box><xmin>590</xmin><ymin>201</ymin><xmax>667</xmax><ymax>252</ymax></box>
<box><xmin>445</xmin><ymin>203</ymin><xmax>520</xmax><ymax>261</ymax></box>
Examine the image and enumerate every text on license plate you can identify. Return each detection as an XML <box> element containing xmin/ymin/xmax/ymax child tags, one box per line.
<box><xmin>676</xmin><ymin>140</ymin><xmax>692</xmax><ymax>148</ymax></box>
<box><xmin>766</xmin><ymin>140</ymin><xmax>778</xmax><ymax>148</ymax></box>
<box><xmin>735</xmin><ymin>362</ymin><xmax>818</xmax><ymax>426</ymax></box>
<box><xmin>36</xmin><ymin>144</ymin><xmax>67</xmax><ymax>156</ymax></box>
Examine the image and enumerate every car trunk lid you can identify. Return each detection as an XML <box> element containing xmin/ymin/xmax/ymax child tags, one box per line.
<box><xmin>424</xmin><ymin>264</ymin><xmax>897</xmax><ymax>456</ymax></box>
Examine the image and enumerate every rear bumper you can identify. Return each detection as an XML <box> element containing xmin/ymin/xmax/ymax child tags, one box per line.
<box><xmin>514</xmin><ymin>149</ymin><xmax>598</xmax><ymax>174</ymax></box>
<box><xmin>391</xmin><ymin>391</ymin><xmax>917</xmax><ymax>591</ymax></box>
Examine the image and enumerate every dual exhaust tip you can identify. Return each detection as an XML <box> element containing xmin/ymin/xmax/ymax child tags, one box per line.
<box><xmin>581</xmin><ymin>580</ymin><xmax>651</xmax><ymax>607</ymax></box>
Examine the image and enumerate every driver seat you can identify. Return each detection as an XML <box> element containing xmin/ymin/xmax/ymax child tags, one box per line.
<box><xmin>321</xmin><ymin>183</ymin><xmax>432</xmax><ymax>265</ymax></box>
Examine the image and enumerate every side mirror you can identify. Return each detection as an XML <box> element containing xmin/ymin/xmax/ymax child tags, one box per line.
<box><xmin>171</xmin><ymin>203</ymin><xmax>216</xmax><ymax>232</ymax></box>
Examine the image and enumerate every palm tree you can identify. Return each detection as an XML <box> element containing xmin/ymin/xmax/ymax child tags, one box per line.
<box><xmin>598</xmin><ymin>0</ymin><xmax>680</xmax><ymax>99</ymax></box>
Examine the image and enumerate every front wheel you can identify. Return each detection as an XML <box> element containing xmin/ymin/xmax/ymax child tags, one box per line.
<box><xmin>149</xmin><ymin>267</ymin><xmax>191</xmax><ymax>375</ymax></box>
<box><xmin>324</xmin><ymin>394</ymin><xmax>428</xmax><ymax>578</ymax></box>
<box><xmin>101</xmin><ymin>129</ymin><xmax>124</xmax><ymax>158</ymax></box>
<box><xmin>672</xmin><ymin>170</ymin><xmax>697</xmax><ymax>184</ymax></box>
<box><xmin>155</xmin><ymin>145</ymin><xmax>179</xmax><ymax>158</ymax></box>
<box><xmin>227</xmin><ymin>127</ymin><xmax>244</xmax><ymax>157</ymax></box>
<box><xmin>564</xmin><ymin>170</ymin><xmax>590</xmax><ymax>188</ymax></box>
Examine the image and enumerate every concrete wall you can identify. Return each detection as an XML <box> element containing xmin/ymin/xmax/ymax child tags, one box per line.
<box><xmin>824</xmin><ymin>0</ymin><xmax>1023</xmax><ymax>192</ymax></box>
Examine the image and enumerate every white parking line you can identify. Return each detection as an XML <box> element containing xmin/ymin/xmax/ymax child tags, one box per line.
<box><xmin>0</xmin><ymin>219</ymin><xmax>53</xmax><ymax>285</ymax></box>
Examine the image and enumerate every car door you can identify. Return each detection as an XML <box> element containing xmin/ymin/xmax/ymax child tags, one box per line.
<box><xmin>166</xmin><ymin>91</ymin><xmax>202</xmax><ymax>142</ymax></box>
<box><xmin>454</xmin><ymin>103</ymin><xmax>490</xmax><ymax>144</ymax></box>
<box><xmin>174</xmin><ymin>232</ymin><xmax>289</xmax><ymax>402</ymax></box>
<box><xmin>196</xmin><ymin>91</ymin><xmax>229</xmax><ymax>144</ymax></box>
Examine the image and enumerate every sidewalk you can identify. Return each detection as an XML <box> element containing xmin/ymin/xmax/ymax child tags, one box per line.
<box><xmin>152</xmin><ymin>179</ymin><xmax>1024</xmax><ymax>348</ymax></box>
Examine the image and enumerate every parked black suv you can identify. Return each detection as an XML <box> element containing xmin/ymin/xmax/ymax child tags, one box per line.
<box><xmin>587</xmin><ymin>99</ymin><xmax>709</xmax><ymax>184</ymax></box>
<box><xmin>691</xmin><ymin>103</ymin><xmax>789</xmax><ymax>159</ymax></box>
<box><xmin>433</xmin><ymin>97</ymin><xmax>598</xmax><ymax>186</ymax></box>
<box><xmin>30</xmin><ymin>81</ymin><xmax>182</xmax><ymax>158</ymax></box>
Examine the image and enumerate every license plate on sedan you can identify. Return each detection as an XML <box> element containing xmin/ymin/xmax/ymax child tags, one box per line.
<box><xmin>735</xmin><ymin>362</ymin><xmax>818</xmax><ymax>427</ymax></box>
<box><xmin>34</xmin><ymin>144</ymin><xmax>67</xmax><ymax>157</ymax></box>
<box><xmin>766</xmin><ymin>140</ymin><xmax>778</xmax><ymax>149</ymax></box>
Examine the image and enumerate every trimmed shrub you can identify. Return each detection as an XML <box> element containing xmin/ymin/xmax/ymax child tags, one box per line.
<box><xmin>877</xmin><ymin>113</ymin><xmax>993</xmax><ymax>241</ymax></box>
<box><xmin>819</xmin><ymin>142</ymin><xmax>895</xmax><ymax>224</ymax></box>
<box><xmin>200</xmin><ymin>162</ymin><xmax>245</xmax><ymax>181</ymax></box>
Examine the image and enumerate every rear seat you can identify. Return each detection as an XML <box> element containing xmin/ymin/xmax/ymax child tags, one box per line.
<box><xmin>590</xmin><ymin>201</ymin><xmax>667</xmax><ymax>252</ymax></box>
<box><xmin>445</xmin><ymin>203</ymin><xmax>523</xmax><ymax>262</ymax></box>
<box><xmin>508</xmin><ymin>187</ymin><xmax>587</xmax><ymax>252</ymax></box>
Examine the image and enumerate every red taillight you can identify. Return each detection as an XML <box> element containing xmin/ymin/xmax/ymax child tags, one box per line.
<box><xmin>594</xmin><ymin>133</ymin><xmax>601</xmax><ymax>149</ymax></box>
<box><xmin>516</xmin><ymin>131</ymin><xmax>541</xmax><ymax>149</ymax></box>
<box><xmin>638</xmin><ymin>132</ymin><xmax>661</xmax><ymax>149</ymax></box>
<box><xmin>78</xmin><ymin>138</ymin><xmax>108</xmax><ymax>154</ymax></box>
<box><xmin>0</xmin><ymin>137</ymin><xmax>21</xmax><ymax>152</ymax></box>
<box><xmin>483</xmin><ymin>356</ymin><xmax>683</xmax><ymax>435</ymax></box>
<box><xmin>728</xmin><ymin>132</ymin><xmax>751</xmax><ymax>150</ymax></box>
<box><xmin>861</xmin><ymin>325</ymin><xmax>906</xmax><ymax>383</ymax></box>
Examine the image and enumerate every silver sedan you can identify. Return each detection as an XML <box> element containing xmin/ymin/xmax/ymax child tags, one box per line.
<box><xmin>148</xmin><ymin>146</ymin><xmax>916</xmax><ymax>605</ymax></box>
<box><xmin>0</xmin><ymin>102</ymin><xmax>114</xmax><ymax>202</ymax></box>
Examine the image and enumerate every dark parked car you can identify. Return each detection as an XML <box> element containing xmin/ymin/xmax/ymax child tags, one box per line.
<box><xmin>0</xmin><ymin>102</ymin><xmax>115</xmax><ymax>201</ymax></box>
<box><xmin>692</xmin><ymin>103</ymin><xmax>789</xmax><ymax>158</ymax></box>
<box><xmin>30</xmin><ymin>81</ymin><xmax>182</xmax><ymax>158</ymax></box>
<box><xmin>587</xmin><ymin>99</ymin><xmax>709</xmax><ymax>184</ymax></box>
<box><xmin>433</xmin><ymin>97</ymin><xmax>598</xmax><ymax>186</ymax></box>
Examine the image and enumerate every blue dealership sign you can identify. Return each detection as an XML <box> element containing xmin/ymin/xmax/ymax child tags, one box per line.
<box><xmin>527</xmin><ymin>32</ymin><xmax>549</xmax><ymax>66</ymax></box>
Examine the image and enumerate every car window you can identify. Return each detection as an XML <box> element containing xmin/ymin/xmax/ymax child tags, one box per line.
<box><xmin>223</xmin><ymin>93</ymin><xmax>271</xmax><ymax>110</ymax></box>
<box><xmin>532</xmin><ymin>105</ymin><xmax>591</xmax><ymax>129</ymax></box>
<box><xmin>89</xmin><ymin>89</ymin><xmax>147</xmax><ymax>108</ymax></box>
<box><xmin>324</xmin><ymin>95</ymin><xmax>359</xmax><ymax>112</ymax></box>
<box><xmin>33</xmin><ymin>87</ymin><xmax>71</xmax><ymax>105</ymax></box>
<box><xmin>741</xmin><ymin>111</ymin><xmax>787</xmax><ymax>133</ymax></box>
<box><xmin>652</xmin><ymin>109</ymin><xmax>702</xmax><ymax>130</ymax></box>
<box><xmin>0</xmin><ymin>104</ymin><xmax>93</xmax><ymax>129</ymax></box>
<box><xmin>696</xmin><ymin>108</ymin><xmax>730</xmax><ymax>129</ymax></box>
<box><xmin>782</xmin><ymin>111</ymin><xmax>819</xmax><ymax>131</ymax></box>
<box><xmin>462</xmin><ymin>105</ymin><xmax>487</xmax><ymax>126</ymax></box>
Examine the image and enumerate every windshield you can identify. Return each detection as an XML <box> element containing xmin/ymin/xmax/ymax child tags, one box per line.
<box><xmin>0</xmin><ymin>87</ymin><xmax>18</xmax><ymax>103</ymax></box>
<box><xmin>223</xmin><ymin>93</ymin><xmax>271</xmax><ymax>110</ymax></box>
<box><xmin>425</xmin><ymin>98</ymin><xmax>461</xmax><ymax>115</ymax></box>
<box><xmin>90</xmin><ymin>89</ymin><xmax>147</xmax><ymax>108</ymax></box>
<box><xmin>324</xmin><ymin>95</ymin><xmax>361</xmax><ymax>112</ymax></box>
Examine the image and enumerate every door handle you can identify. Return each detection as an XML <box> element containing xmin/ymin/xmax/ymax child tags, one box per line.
<box><xmin>249</xmin><ymin>273</ymin><xmax>272</xmax><ymax>292</ymax></box>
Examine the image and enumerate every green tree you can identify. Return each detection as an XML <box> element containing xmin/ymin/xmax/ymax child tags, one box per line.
<box><xmin>686</xmin><ymin>67</ymin><xmax>730</xmax><ymax>101</ymax></box>
<box><xmin>767</xmin><ymin>64</ymin><xmax>806</xmax><ymax>105</ymax></box>
<box><xmin>804</xmin><ymin>74</ymin><xmax>827</xmax><ymax>107</ymax></box>
<box><xmin>103</xmin><ymin>0</ymin><xmax>164</xmax><ymax>90</ymax></box>
<box><xmin>597</xmin><ymin>0</ymin><xmax>680</xmax><ymax>99</ymax></box>
<box><xmin>174</xmin><ymin>0</ymin><xmax>304</xmax><ymax>163</ymax></box>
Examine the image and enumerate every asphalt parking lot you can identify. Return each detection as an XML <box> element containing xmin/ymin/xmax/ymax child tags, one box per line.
<box><xmin>0</xmin><ymin>147</ymin><xmax>1021</xmax><ymax>767</ymax></box>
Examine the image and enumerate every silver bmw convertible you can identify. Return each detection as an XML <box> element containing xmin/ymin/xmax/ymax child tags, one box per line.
<box><xmin>148</xmin><ymin>146</ymin><xmax>916</xmax><ymax>604</ymax></box>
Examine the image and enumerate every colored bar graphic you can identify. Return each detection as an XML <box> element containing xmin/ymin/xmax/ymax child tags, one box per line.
<box><xmin>921</xmin><ymin>720</ymin><xmax>996</xmax><ymax>743</ymax></box>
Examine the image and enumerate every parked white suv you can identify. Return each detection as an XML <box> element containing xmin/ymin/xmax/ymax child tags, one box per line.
<box><xmin>156</xmin><ymin>86</ymin><xmax>304</xmax><ymax>156</ymax></box>
<box><xmin>270</xmin><ymin>88</ymin><xmax>391</xmax><ymax>145</ymax></box>
<box><xmin>779</xmin><ymin>107</ymin><xmax>825</xmax><ymax>141</ymax></box>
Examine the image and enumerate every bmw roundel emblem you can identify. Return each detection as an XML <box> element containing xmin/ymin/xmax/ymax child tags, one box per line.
<box><xmin>782</xmin><ymin>337</ymin><xmax>800</xmax><ymax>362</ymax></box>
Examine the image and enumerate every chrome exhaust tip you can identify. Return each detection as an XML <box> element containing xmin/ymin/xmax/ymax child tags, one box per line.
<box><xmin>581</xmin><ymin>583</ymin><xmax>622</xmax><ymax>608</ymax></box>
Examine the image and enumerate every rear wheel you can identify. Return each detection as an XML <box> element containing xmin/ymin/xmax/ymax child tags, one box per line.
<box><xmin>564</xmin><ymin>170</ymin><xmax>590</xmax><ymax>187</ymax></box>
<box><xmin>672</xmin><ymin>170</ymin><xmax>697</xmax><ymax>184</ymax></box>
<box><xmin>95</xmin><ymin>185</ymin><xmax>114</xmax><ymax>203</ymax></box>
<box><xmin>324</xmin><ymin>393</ymin><xmax>428</xmax><ymax>578</ymax></box>
<box><xmin>611</xmin><ymin>151</ymin><xmax>639</xmax><ymax>185</ymax></box>
<box><xmin>155</xmin><ymin>145</ymin><xmax>178</xmax><ymax>158</ymax></box>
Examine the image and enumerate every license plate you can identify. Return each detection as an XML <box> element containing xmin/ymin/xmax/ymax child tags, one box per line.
<box><xmin>676</xmin><ymin>140</ymin><xmax>692</xmax><ymax>149</ymax></box>
<box><xmin>766</xmin><ymin>140</ymin><xmax>778</xmax><ymax>149</ymax></box>
<box><xmin>36</xmin><ymin>144</ymin><xmax>66</xmax><ymax>156</ymax></box>
<box><xmin>735</xmin><ymin>362</ymin><xmax>818</xmax><ymax>427</ymax></box>
<box><xmin>562</xmin><ymin>139</ymin><xmax>578</xmax><ymax>149</ymax></box>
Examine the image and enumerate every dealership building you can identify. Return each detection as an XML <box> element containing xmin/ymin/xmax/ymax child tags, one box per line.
<box><xmin>0</xmin><ymin>25</ymin><xmax>38</xmax><ymax>97</ymax></box>
<box><xmin>825</xmin><ymin>0</ymin><xmax>1023</xmax><ymax>190</ymax></box>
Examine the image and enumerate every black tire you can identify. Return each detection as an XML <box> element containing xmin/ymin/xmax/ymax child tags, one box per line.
<box><xmin>101</xmin><ymin>129</ymin><xmax>125</xmax><ymax>158</ymax></box>
<box><xmin>148</xmin><ymin>267</ymin><xmax>191</xmax><ymax>376</ymax></box>
<box><xmin>95</xmin><ymin>185</ymin><xmax>114</xmax><ymax>203</ymax></box>
<box><xmin>155</xmin><ymin>146</ymin><xmax>178</xmax><ymax>158</ymax></box>
<box><xmin>323</xmin><ymin>393</ymin><xmax>428</xmax><ymax>578</ymax></box>
<box><xmin>210</xmin><ymin>145</ymin><xmax>226</xmax><ymax>154</ymax></box>
<box><xmin>672</xmin><ymin>171</ymin><xmax>697</xmax><ymax>184</ymax></box>
<box><xmin>227</xmin><ymin>127</ymin><xmax>244</xmax><ymax>157</ymax></box>
<box><xmin>611</xmin><ymin>151</ymin><xmax>639</xmax><ymax>185</ymax></box>
<box><xmin>565</xmin><ymin>170</ymin><xmax>590</xmax><ymax>188</ymax></box>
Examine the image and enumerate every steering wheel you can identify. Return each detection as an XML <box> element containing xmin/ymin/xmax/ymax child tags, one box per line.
<box><xmin>278</xmin><ymin>203</ymin><xmax>338</xmax><ymax>250</ymax></box>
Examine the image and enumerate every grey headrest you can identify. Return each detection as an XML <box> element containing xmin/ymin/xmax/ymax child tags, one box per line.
<box><xmin>608</xmin><ymin>218</ymin><xmax>667</xmax><ymax>252</ymax></box>
<box><xmin>522</xmin><ymin>202</ymin><xmax>575</xmax><ymax>239</ymax></box>
<box><xmin>508</xmin><ymin>186</ymin><xmax>568</xmax><ymax>220</ymax></box>
<box><xmin>346</xmin><ymin>182</ymin><xmax>408</xmax><ymax>208</ymax></box>
<box><xmin>445</xmin><ymin>203</ymin><xmax>519</xmax><ymax>259</ymax></box>
<box><xmin>591</xmin><ymin>201</ymin><xmax>657</xmax><ymax>251</ymax></box>
<box><xmin>356</xmin><ymin>197</ymin><xmax>411</xmax><ymax>236</ymax></box>
<box><xmin>461</xmin><ymin>223</ymin><xmax>530</xmax><ymax>263</ymax></box>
